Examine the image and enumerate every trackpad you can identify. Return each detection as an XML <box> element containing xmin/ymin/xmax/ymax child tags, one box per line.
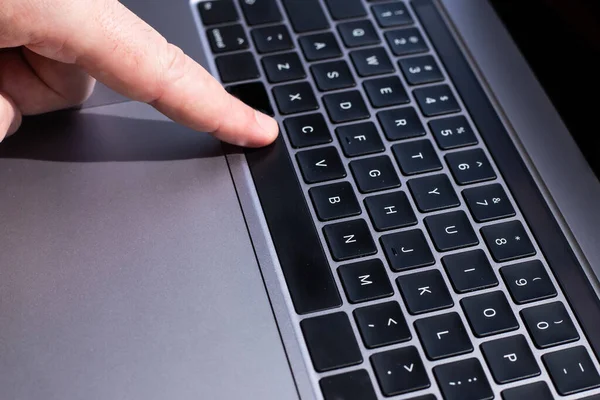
<box><xmin>0</xmin><ymin>103</ymin><xmax>297</xmax><ymax>400</ymax></box>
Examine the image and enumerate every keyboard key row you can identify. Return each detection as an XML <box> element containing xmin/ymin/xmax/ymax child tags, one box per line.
<box><xmin>336</xmin><ymin>248</ymin><xmax>551</xmax><ymax>305</ymax></box>
<box><xmin>284</xmin><ymin>110</ymin><xmax>480</xmax><ymax>153</ymax></box>
<box><xmin>307</xmin><ymin>304</ymin><xmax>584</xmax><ymax>396</ymax></box>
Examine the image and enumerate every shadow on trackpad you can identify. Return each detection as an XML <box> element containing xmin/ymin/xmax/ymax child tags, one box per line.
<box><xmin>0</xmin><ymin>102</ymin><xmax>298</xmax><ymax>400</ymax></box>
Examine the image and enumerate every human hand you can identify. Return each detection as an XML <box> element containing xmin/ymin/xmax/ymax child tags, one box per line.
<box><xmin>0</xmin><ymin>0</ymin><xmax>279</xmax><ymax>146</ymax></box>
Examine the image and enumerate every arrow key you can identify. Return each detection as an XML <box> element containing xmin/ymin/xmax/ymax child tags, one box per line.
<box><xmin>207</xmin><ymin>24</ymin><xmax>249</xmax><ymax>54</ymax></box>
<box><xmin>354</xmin><ymin>301</ymin><xmax>411</xmax><ymax>348</ymax></box>
<box><xmin>296</xmin><ymin>146</ymin><xmax>346</xmax><ymax>183</ymax></box>
<box><xmin>371</xmin><ymin>346</ymin><xmax>431</xmax><ymax>396</ymax></box>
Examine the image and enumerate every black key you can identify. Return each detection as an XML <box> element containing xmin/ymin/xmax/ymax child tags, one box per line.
<box><xmin>350</xmin><ymin>156</ymin><xmax>401</xmax><ymax>193</ymax></box>
<box><xmin>350</xmin><ymin>47</ymin><xmax>395</xmax><ymax>77</ymax></box>
<box><xmin>207</xmin><ymin>25</ymin><xmax>249</xmax><ymax>54</ymax></box>
<box><xmin>446</xmin><ymin>148</ymin><xmax>496</xmax><ymax>185</ymax></box>
<box><xmin>246</xmin><ymin>135</ymin><xmax>342</xmax><ymax>314</ymax></box>
<box><xmin>408</xmin><ymin>174</ymin><xmax>460</xmax><ymax>212</ymax></box>
<box><xmin>296</xmin><ymin>146</ymin><xmax>346</xmax><ymax>184</ymax></box>
<box><xmin>543</xmin><ymin>346</ymin><xmax>600</xmax><ymax>396</ymax></box>
<box><xmin>521</xmin><ymin>301</ymin><xmax>579</xmax><ymax>349</ymax></box>
<box><xmin>434</xmin><ymin>358</ymin><xmax>494</xmax><ymax>400</ymax></box>
<box><xmin>320</xmin><ymin>370</ymin><xmax>378</xmax><ymax>400</ymax></box>
<box><xmin>461</xmin><ymin>291</ymin><xmax>519</xmax><ymax>337</ymax></box>
<box><xmin>378</xmin><ymin>107</ymin><xmax>426</xmax><ymax>141</ymax></box>
<box><xmin>262</xmin><ymin>52</ymin><xmax>306</xmax><ymax>83</ymax></box>
<box><xmin>239</xmin><ymin>0</ymin><xmax>282</xmax><ymax>26</ymax></box>
<box><xmin>299</xmin><ymin>33</ymin><xmax>342</xmax><ymax>61</ymax></box>
<box><xmin>282</xmin><ymin>0</ymin><xmax>329</xmax><ymax>33</ymax></box>
<box><xmin>251</xmin><ymin>25</ymin><xmax>294</xmax><ymax>54</ymax></box>
<box><xmin>339</xmin><ymin>259</ymin><xmax>393</xmax><ymax>304</ymax></box>
<box><xmin>463</xmin><ymin>184</ymin><xmax>515</xmax><ymax>223</ymax></box>
<box><xmin>481</xmin><ymin>335</ymin><xmax>540</xmax><ymax>384</ymax></box>
<box><xmin>284</xmin><ymin>113</ymin><xmax>332</xmax><ymax>148</ymax></box>
<box><xmin>325</xmin><ymin>0</ymin><xmax>366</xmax><ymax>20</ymax></box>
<box><xmin>311</xmin><ymin>61</ymin><xmax>356</xmax><ymax>91</ymax></box>
<box><xmin>309</xmin><ymin>182</ymin><xmax>361</xmax><ymax>221</ymax></box>
<box><xmin>371</xmin><ymin>346</ymin><xmax>431</xmax><ymax>396</ymax></box>
<box><xmin>301</xmin><ymin>312</ymin><xmax>363</xmax><ymax>372</ymax></box>
<box><xmin>414</xmin><ymin>85</ymin><xmax>461</xmax><ymax>117</ymax></box>
<box><xmin>216</xmin><ymin>52</ymin><xmax>260</xmax><ymax>83</ymax></box>
<box><xmin>323</xmin><ymin>219</ymin><xmax>377</xmax><ymax>261</ymax></box>
<box><xmin>226</xmin><ymin>81</ymin><xmax>274</xmax><ymax>116</ymax></box>
<box><xmin>408</xmin><ymin>396</ymin><xmax>437</xmax><ymax>400</ymax></box>
<box><xmin>323</xmin><ymin>91</ymin><xmax>370</xmax><ymax>123</ymax></box>
<box><xmin>372</xmin><ymin>2</ymin><xmax>413</xmax><ymax>27</ymax></box>
<box><xmin>354</xmin><ymin>301</ymin><xmax>411</xmax><ymax>348</ymax></box>
<box><xmin>385</xmin><ymin>28</ymin><xmax>428</xmax><ymax>56</ymax></box>
<box><xmin>429</xmin><ymin>116</ymin><xmax>478</xmax><ymax>150</ymax></box>
<box><xmin>501</xmin><ymin>260</ymin><xmax>557</xmax><ymax>304</ymax></box>
<box><xmin>364</xmin><ymin>76</ymin><xmax>410</xmax><ymax>108</ymax></box>
<box><xmin>481</xmin><ymin>220</ymin><xmax>536</xmax><ymax>262</ymax></box>
<box><xmin>393</xmin><ymin>139</ymin><xmax>442</xmax><ymax>176</ymax></box>
<box><xmin>336</xmin><ymin>122</ymin><xmax>384</xmax><ymax>157</ymax></box>
<box><xmin>502</xmin><ymin>382</ymin><xmax>553</xmax><ymax>400</ymax></box>
<box><xmin>400</xmin><ymin>55</ymin><xmax>444</xmax><ymax>85</ymax></box>
<box><xmin>365</xmin><ymin>191</ymin><xmax>417</xmax><ymax>231</ymax></box>
<box><xmin>338</xmin><ymin>20</ymin><xmax>380</xmax><ymax>48</ymax></box>
<box><xmin>424</xmin><ymin>211</ymin><xmax>479</xmax><ymax>252</ymax></box>
<box><xmin>415</xmin><ymin>312</ymin><xmax>473</xmax><ymax>360</ymax></box>
<box><xmin>442</xmin><ymin>250</ymin><xmax>498</xmax><ymax>294</ymax></box>
<box><xmin>273</xmin><ymin>82</ymin><xmax>319</xmax><ymax>114</ymax></box>
<box><xmin>381</xmin><ymin>230</ymin><xmax>435</xmax><ymax>272</ymax></box>
<box><xmin>198</xmin><ymin>0</ymin><xmax>238</xmax><ymax>26</ymax></box>
<box><xmin>397</xmin><ymin>269</ymin><xmax>453</xmax><ymax>315</ymax></box>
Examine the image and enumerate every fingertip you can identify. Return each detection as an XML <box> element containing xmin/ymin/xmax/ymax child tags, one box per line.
<box><xmin>250</xmin><ymin>110</ymin><xmax>279</xmax><ymax>147</ymax></box>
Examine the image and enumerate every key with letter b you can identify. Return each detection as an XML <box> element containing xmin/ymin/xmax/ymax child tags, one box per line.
<box><xmin>309</xmin><ymin>182</ymin><xmax>361</xmax><ymax>221</ymax></box>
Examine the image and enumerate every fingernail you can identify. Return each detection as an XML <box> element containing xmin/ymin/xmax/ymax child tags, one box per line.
<box><xmin>254</xmin><ymin>110</ymin><xmax>278</xmax><ymax>141</ymax></box>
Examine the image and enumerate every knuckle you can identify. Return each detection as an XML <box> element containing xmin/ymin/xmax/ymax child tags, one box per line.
<box><xmin>63</xmin><ymin>77</ymin><xmax>97</xmax><ymax>106</ymax></box>
<box><xmin>148</xmin><ymin>43</ymin><xmax>191</xmax><ymax>103</ymax></box>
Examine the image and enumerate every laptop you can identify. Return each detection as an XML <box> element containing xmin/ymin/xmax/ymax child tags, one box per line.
<box><xmin>2</xmin><ymin>0</ymin><xmax>600</xmax><ymax>398</ymax></box>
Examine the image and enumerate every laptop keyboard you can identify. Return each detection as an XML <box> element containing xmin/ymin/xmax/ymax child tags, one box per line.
<box><xmin>194</xmin><ymin>0</ymin><xmax>600</xmax><ymax>398</ymax></box>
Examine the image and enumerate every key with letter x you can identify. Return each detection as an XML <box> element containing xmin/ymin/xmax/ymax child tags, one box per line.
<box><xmin>273</xmin><ymin>82</ymin><xmax>319</xmax><ymax>114</ymax></box>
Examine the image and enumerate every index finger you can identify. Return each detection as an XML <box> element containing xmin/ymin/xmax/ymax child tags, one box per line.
<box><xmin>42</xmin><ymin>0</ymin><xmax>278</xmax><ymax>147</ymax></box>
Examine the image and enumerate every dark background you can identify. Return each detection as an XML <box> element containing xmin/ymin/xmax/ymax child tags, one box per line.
<box><xmin>490</xmin><ymin>0</ymin><xmax>600</xmax><ymax>176</ymax></box>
